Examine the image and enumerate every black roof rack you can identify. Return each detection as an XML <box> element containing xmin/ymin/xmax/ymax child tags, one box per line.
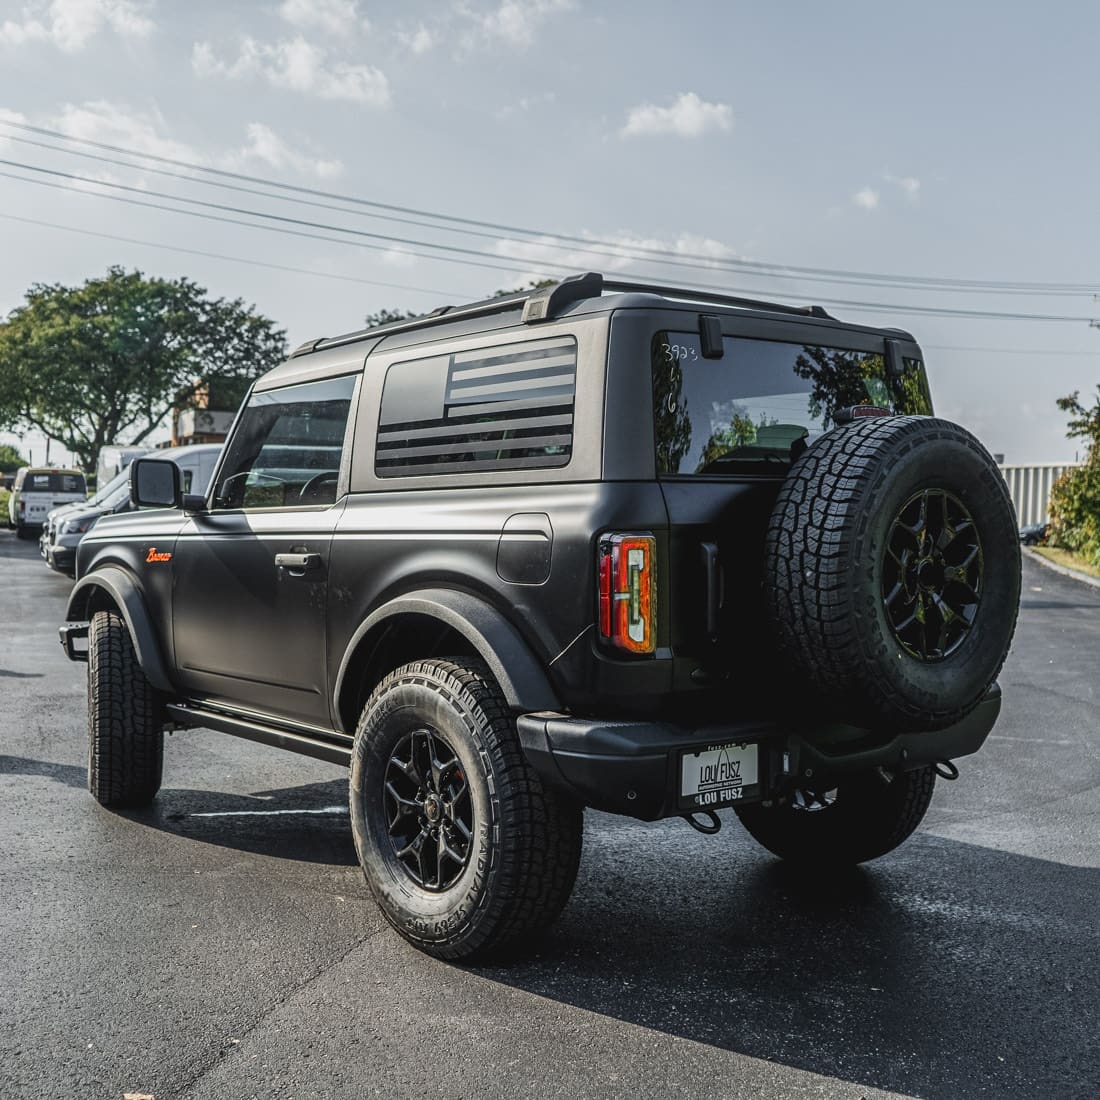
<box><xmin>295</xmin><ymin>272</ymin><xmax>832</xmax><ymax>357</ymax></box>
<box><xmin>602</xmin><ymin>279</ymin><xmax>832</xmax><ymax>319</ymax></box>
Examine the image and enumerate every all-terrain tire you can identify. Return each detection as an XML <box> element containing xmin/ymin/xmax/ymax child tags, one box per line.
<box><xmin>14</xmin><ymin>523</ymin><xmax>32</xmax><ymax>540</ymax></box>
<box><xmin>735</xmin><ymin>766</ymin><xmax>936</xmax><ymax>865</ymax></box>
<box><xmin>350</xmin><ymin>658</ymin><xmax>583</xmax><ymax>962</ymax></box>
<box><xmin>766</xmin><ymin>415</ymin><xmax>1020</xmax><ymax>730</ymax></box>
<box><xmin>88</xmin><ymin>609</ymin><xmax>164</xmax><ymax>808</ymax></box>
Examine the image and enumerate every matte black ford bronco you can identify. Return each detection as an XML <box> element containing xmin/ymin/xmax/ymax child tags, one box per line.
<box><xmin>61</xmin><ymin>273</ymin><xmax>1020</xmax><ymax>960</ymax></box>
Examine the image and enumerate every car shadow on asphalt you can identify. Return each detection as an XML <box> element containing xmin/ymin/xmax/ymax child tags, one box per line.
<box><xmin>478</xmin><ymin>823</ymin><xmax>1098</xmax><ymax>1100</ymax></box>
<box><xmin>0</xmin><ymin>754</ymin><xmax>355</xmax><ymax>865</ymax></box>
<box><xmin>4</xmin><ymin>752</ymin><xmax>1094</xmax><ymax>1097</ymax></box>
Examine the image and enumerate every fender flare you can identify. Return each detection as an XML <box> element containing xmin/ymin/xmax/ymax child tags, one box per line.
<box><xmin>334</xmin><ymin>588</ymin><xmax>561</xmax><ymax>718</ymax></box>
<box><xmin>65</xmin><ymin>566</ymin><xmax>173</xmax><ymax>693</ymax></box>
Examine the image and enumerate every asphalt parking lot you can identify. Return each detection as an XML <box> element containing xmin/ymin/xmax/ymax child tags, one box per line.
<box><xmin>1</xmin><ymin>529</ymin><xmax>1097</xmax><ymax>1100</ymax></box>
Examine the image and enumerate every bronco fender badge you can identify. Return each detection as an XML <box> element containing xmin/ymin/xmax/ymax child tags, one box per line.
<box><xmin>146</xmin><ymin>547</ymin><xmax>172</xmax><ymax>563</ymax></box>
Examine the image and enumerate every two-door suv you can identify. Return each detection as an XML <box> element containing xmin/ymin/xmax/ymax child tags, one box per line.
<box><xmin>61</xmin><ymin>274</ymin><xmax>1020</xmax><ymax>960</ymax></box>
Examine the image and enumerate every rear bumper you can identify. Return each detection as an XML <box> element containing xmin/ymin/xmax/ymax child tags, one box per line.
<box><xmin>517</xmin><ymin>684</ymin><xmax>1001</xmax><ymax>821</ymax></box>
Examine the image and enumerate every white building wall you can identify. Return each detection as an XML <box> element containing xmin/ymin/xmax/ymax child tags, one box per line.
<box><xmin>999</xmin><ymin>464</ymin><xmax>1082</xmax><ymax>527</ymax></box>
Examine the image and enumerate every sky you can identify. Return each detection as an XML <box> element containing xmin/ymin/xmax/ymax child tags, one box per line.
<box><xmin>0</xmin><ymin>0</ymin><xmax>1098</xmax><ymax>466</ymax></box>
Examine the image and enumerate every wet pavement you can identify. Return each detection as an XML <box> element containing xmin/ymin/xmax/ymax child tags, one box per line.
<box><xmin>1</xmin><ymin>528</ymin><xmax>1097</xmax><ymax>1099</ymax></box>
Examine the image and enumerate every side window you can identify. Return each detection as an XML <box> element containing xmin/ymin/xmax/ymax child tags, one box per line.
<box><xmin>213</xmin><ymin>375</ymin><xmax>356</xmax><ymax>510</ymax></box>
<box><xmin>181</xmin><ymin>467</ymin><xmax>194</xmax><ymax>494</ymax></box>
<box><xmin>375</xmin><ymin>336</ymin><xmax>577</xmax><ymax>478</ymax></box>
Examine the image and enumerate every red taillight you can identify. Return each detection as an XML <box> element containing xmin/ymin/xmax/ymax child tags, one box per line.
<box><xmin>597</xmin><ymin>534</ymin><xmax>656</xmax><ymax>654</ymax></box>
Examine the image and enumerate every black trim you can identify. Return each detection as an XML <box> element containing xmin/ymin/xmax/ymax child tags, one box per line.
<box><xmin>165</xmin><ymin>702</ymin><xmax>352</xmax><ymax>766</ymax></box>
<box><xmin>517</xmin><ymin>684</ymin><xmax>1001</xmax><ymax>822</ymax></box>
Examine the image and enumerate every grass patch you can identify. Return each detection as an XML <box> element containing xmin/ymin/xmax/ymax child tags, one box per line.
<box><xmin>1033</xmin><ymin>545</ymin><xmax>1100</xmax><ymax>580</ymax></box>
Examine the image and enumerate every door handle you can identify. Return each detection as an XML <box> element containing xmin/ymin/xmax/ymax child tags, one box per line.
<box><xmin>274</xmin><ymin>552</ymin><xmax>322</xmax><ymax>573</ymax></box>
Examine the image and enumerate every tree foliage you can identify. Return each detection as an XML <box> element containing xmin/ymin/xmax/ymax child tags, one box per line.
<box><xmin>0</xmin><ymin>443</ymin><xmax>28</xmax><ymax>472</ymax></box>
<box><xmin>0</xmin><ymin>267</ymin><xmax>286</xmax><ymax>475</ymax></box>
<box><xmin>1048</xmin><ymin>387</ymin><xmax>1100</xmax><ymax>566</ymax></box>
<box><xmin>363</xmin><ymin>280</ymin><xmax>556</xmax><ymax>330</ymax></box>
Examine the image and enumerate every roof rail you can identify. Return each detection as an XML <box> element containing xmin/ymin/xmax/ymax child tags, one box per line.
<box><xmin>295</xmin><ymin>272</ymin><xmax>832</xmax><ymax>358</ymax></box>
<box><xmin>602</xmin><ymin>279</ymin><xmax>832</xmax><ymax>320</ymax></box>
<box><xmin>311</xmin><ymin>290</ymin><xmax>532</xmax><ymax>354</ymax></box>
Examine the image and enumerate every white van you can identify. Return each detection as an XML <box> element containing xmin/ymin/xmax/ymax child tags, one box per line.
<box><xmin>96</xmin><ymin>445</ymin><xmax>152</xmax><ymax>489</ymax></box>
<box><xmin>9</xmin><ymin>468</ymin><xmax>88</xmax><ymax>538</ymax></box>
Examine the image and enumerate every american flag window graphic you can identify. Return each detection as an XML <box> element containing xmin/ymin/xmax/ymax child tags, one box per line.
<box><xmin>376</xmin><ymin>336</ymin><xmax>577</xmax><ymax>477</ymax></box>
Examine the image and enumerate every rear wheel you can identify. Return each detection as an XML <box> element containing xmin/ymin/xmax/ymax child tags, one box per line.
<box><xmin>350</xmin><ymin>658</ymin><xmax>582</xmax><ymax>962</ymax></box>
<box><xmin>735</xmin><ymin>766</ymin><xmax>936</xmax><ymax>866</ymax></box>
<box><xmin>88</xmin><ymin>610</ymin><xmax>164</xmax><ymax>808</ymax></box>
<box><xmin>14</xmin><ymin>522</ymin><xmax>32</xmax><ymax>540</ymax></box>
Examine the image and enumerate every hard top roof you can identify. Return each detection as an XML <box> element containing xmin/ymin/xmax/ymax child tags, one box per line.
<box><xmin>274</xmin><ymin>273</ymin><xmax>916</xmax><ymax>386</ymax></box>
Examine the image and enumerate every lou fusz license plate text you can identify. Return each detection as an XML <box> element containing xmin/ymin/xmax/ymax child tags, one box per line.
<box><xmin>680</xmin><ymin>742</ymin><xmax>759</xmax><ymax>808</ymax></box>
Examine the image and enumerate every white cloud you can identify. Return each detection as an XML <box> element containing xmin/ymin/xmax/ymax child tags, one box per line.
<box><xmin>380</xmin><ymin>247</ymin><xmax>416</xmax><ymax>268</ymax></box>
<box><xmin>493</xmin><ymin>229</ymin><xmax>739</xmax><ymax>285</ymax></box>
<box><xmin>397</xmin><ymin>22</ymin><xmax>434</xmax><ymax>54</ymax></box>
<box><xmin>227</xmin><ymin>121</ymin><xmax>343</xmax><ymax>179</ymax></box>
<box><xmin>278</xmin><ymin>0</ymin><xmax>365</xmax><ymax>36</ymax></box>
<box><xmin>462</xmin><ymin>0</ymin><xmax>573</xmax><ymax>49</ymax></box>
<box><xmin>494</xmin><ymin>91</ymin><xmax>555</xmax><ymax>119</ymax></box>
<box><xmin>621</xmin><ymin>92</ymin><xmax>733</xmax><ymax>139</ymax></box>
<box><xmin>4</xmin><ymin>99</ymin><xmax>342</xmax><ymax>181</ymax></box>
<box><xmin>193</xmin><ymin>35</ymin><xmax>390</xmax><ymax>107</ymax></box>
<box><xmin>0</xmin><ymin>0</ymin><xmax>153</xmax><ymax>53</ymax></box>
<box><xmin>852</xmin><ymin>187</ymin><xmax>880</xmax><ymax>210</ymax></box>
<box><xmin>885</xmin><ymin>172</ymin><xmax>921</xmax><ymax>198</ymax></box>
<box><xmin>52</xmin><ymin>100</ymin><xmax>199</xmax><ymax>162</ymax></box>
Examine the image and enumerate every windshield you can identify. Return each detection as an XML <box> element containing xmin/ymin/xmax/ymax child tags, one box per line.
<box><xmin>652</xmin><ymin>332</ymin><xmax>931</xmax><ymax>476</ymax></box>
<box><xmin>89</xmin><ymin>466</ymin><xmax>131</xmax><ymax>505</ymax></box>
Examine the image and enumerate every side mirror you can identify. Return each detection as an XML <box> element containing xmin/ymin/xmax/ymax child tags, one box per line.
<box><xmin>131</xmin><ymin>458</ymin><xmax>181</xmax><ymax>509</ymax></box>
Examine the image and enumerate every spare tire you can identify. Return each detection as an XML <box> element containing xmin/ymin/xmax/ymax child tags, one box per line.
<box><xmin>765</xmin><ymin>415</ymin><xmax>1020</xmax><ymax>731</ymax></box>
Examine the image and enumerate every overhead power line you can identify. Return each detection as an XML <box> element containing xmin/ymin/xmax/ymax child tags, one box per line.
<box><xmin>0</xmin><ymin>213</ymin><xmax>458</xmax><ymax>298</ymax></box>
<box><xmin>2</xmin><ymin>118</ymin><xmax>1098</xmax><ymax>297</ymax></box>
<box><xmin>0</xmin><ymin>130</ymin><xmax>1090</xmax><ymax>300</ymax></box>
<box><xmin>2</xmin><ymin>166</ymin><xmax>1098</xmax><ymax>324</ymax></box>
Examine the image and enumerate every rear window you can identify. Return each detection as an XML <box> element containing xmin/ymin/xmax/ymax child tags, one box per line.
<box><xmin>652</xmin><ymin>332</ymin><xmax>930</xmax><ymax>476</ymax></box>
<box><xmin>23</xmin><ymin>472</ymin><xmax>86</xmax><ymax>494</ymax></box>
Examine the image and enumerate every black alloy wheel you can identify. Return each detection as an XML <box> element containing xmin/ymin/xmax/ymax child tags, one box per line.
<box><xmin>882</xmin><ymin>488</ymin><xmax>983</xmax><ymax>662</ymax></box>
<box><xmin>384</xmin><ymin>727</ymin><xmax>473</xmax><ymax>892</ymax></box>
<box><xmin>350</xmin><ymin>658</ymin><xmax>583</xmax><ymax>961</ymax></box>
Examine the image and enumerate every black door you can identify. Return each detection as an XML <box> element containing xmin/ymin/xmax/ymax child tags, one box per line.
<box><xmin>171</xmin><ymin>373</ymin><xmax>359</xmax><ymax>728</ymax></box>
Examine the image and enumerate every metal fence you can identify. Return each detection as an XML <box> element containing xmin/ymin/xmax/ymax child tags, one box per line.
<box><xmin>999</xmin><ymin>463</ymin><xmax>1081</xmax><ymax>527</ymax></box>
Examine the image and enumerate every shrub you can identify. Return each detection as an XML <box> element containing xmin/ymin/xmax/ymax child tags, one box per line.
<box><xmin>1049</xmin><ymin>461</ymin><xmax>1100</xmax><ymax>567</ymax></box>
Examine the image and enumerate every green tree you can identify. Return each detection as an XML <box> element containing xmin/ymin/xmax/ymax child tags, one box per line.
<box><xmin>363</xmin><ymin>280</ymin><xmax>556</xmax><ymax>330</ymax></box>
<box><xmin>364</xmin><ymin>307</ymin><xmax>420</xmax><ymax>328</ymax></box>
<box><xmin>0</xmin><ymin>443</ymin><xmax>28</xmax><ymax>473</ymax></box>
<box><xmin>1048</xmin><ymin>387</ymin><xmax>1100</xmax><ymax>566</ymax></box>
<box><xmin>0</xmin><ymin>267</ymin><xmax>286</xmax><ymax>475</ymax></box>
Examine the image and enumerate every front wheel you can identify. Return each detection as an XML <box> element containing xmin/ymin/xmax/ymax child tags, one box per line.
<box><xmin>350</xmin><ymin>659</ymin><xmax>583</xmax><ymax>962</ymax></box>
<box><xmin>735</xmin><ymin>766</ymin><xmax>936</xmax><ymax>866</ymax></box>
<box><xmin>88</xmin><ymin>609</ymin><xmax>164</xmax><ymax>808</ymax></box>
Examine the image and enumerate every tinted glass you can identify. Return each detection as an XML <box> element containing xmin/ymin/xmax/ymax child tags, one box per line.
<box><xmin>213</xmin><ymin>375</ymin><xmax>356</xmax><ymax>510</ymax></box>
<box><xmin>653</xmin><ymin>333</ymin><xmax>930</xmax><ymax>475</ymax></box>
<box><xmin>24</xmin><ymin>472</ymin><xmax>85</xmax><ymax>493</ymax></box>
<box><xmin>375</xmin><ymin>336</ymin><xmax>576</xmax><ymax>477</ymax></box>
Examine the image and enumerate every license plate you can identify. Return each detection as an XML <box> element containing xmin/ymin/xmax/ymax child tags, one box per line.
<box><xmin>679</xmin><ymin>742</ymin><xmax>760</xmax><ymax>810</ymax></box>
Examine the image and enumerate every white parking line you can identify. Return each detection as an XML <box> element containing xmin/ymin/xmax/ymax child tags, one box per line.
<box><xmin>189</xmin><ymin>806</ymin><xmax>349</xmax><ymax>817</ymax></box>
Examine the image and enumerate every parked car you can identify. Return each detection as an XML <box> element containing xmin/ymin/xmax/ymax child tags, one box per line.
<box><xmin>42</xmin><ymin>445</ymin><xmax>222</xmax><ymax>576</ymax></box>
<box><xmin>1020</xmin><ymin>522</ymin><xmax>1049</xmax><ymax>545</ymax></box>
<box><xmin>62</xmin><ymin>273</ymin><xmax>1021</xmax><ymax>962</ymax></box>
<box><xmin>40</xmin><ymin>466</ymin><xmax>134</xmax><ymax>556</ymax></box>
<box><xmin>8</xmin><ymin>467</ymin><xmax>87</xmax><ymax>538</ymax></box>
